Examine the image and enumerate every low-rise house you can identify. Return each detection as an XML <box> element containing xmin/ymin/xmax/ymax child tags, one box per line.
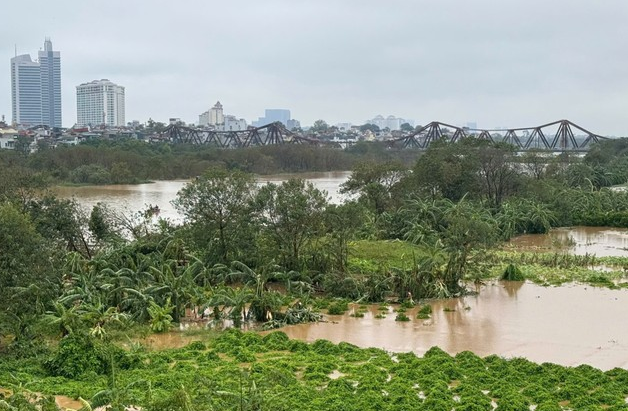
<box><xmin>0</xmin><ymin>124</ymin><xmax>19</xmax><ymax>149</ymax></box>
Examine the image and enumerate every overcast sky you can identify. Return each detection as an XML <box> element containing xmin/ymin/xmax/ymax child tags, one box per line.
<box><xmin>1</xmin><ymin>0</ymin><xmax>627</xmax><ymax>135</ymax></box>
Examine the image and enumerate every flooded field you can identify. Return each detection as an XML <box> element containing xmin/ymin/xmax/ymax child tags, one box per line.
<box><xmin>508</xmin><ymin>226</ymin><xmax>628</xmax><ymax>257</ymax></box>
<box><xmin>49</xmin><ymin>184</ymin><xmax>628</xmax><ymax>371</ymax></box>
<box><xmin>127</xmin><ymin>226</ymin><xmax>628</xmax><ymax>370</ymax></box>
<box><xmin>277</xmin><ymin>281</ymin><xmax>628</xmax><ymax>370</ymax></box>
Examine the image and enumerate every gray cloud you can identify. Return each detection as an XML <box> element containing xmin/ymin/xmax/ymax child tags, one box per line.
<box><xmin>1</xmin><ymin>0</ymin><xmax>627</xmax><ymax>135</ymax></box>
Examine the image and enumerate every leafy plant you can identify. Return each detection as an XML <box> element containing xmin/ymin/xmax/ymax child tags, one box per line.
<box><xmin>147</xmin><ymin>299</ymin><xmax>173</xmax><ymax>333</ymax></box>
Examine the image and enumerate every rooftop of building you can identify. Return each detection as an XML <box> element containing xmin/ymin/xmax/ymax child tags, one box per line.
<box><xmin>77</xmin><ymin>79</ymin><xmax>122</xmax><ymax>87</ymax></box>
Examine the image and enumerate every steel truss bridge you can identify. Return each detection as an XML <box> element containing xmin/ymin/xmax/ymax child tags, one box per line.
<box><xmin>158</xmin><ymin>122</ymin><xmax>327</xmax><ymax>148</ymax></box>
<box><xmin>158</xmin><ymin>119</ymin><xmax>607</xmax><ymax>151</ymax></box>
<box><xmin>392</xmin><ymin>119</ymin><xmax>607</xmax><ymax>151</ymax></box>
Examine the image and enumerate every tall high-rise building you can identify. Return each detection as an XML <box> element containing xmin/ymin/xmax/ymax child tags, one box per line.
<box><xmin>76</xmin><ymin>79</ymin><xmax>125</xmax><ymax>127</ymax></box>
<box><xmin>252</xmin><ymin>109</ymin><xmax>292</xmax><ymax>127</ymax></box>
<box><xmin>39</xmin><ymin>39</ymin><xmax>62</xmax><ymax>128</ymax></box>
<box><xmin>198</xmin><ymin>101</ymin><xmax>225</xmax><ymax>126</ymax></box>
<box><xmin>10</xmin><ymin>54</ymin><xmax>42</xmax><ymax>126</ymax></box>
<box><xmin>10</xmin><ymin>38</ymin><xmax>62</xmax><ymax>128</ymax></box>
<box><xmin>209</xmin><ymin>101</ymin><xmax>224</xmax><ymax>125</ymax></box>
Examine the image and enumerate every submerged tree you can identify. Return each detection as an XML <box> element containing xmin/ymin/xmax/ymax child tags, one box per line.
<box><xmin>341</xmin><ymin>161</ymin><xmax>409</xmax><ymax>214</ymax></box>
<box><xmin>253</xmin><ymin>179</ymin><xmax>328</xmax><ymax>270</ymax></box>
<box><xmin>173</xmin><ymin>167</ymin><xmax>257</xmax><ymax>264</ymax></box>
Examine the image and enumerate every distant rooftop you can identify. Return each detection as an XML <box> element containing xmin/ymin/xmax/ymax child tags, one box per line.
<box><xmin>77</xmin><ymin>79</ymin><xmax>120</xmax><ymax>87</ymax></box>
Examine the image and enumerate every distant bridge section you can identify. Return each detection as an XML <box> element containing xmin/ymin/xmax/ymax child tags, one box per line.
<box><xmin>157</xmin><ymin>122</ymin><xmax>330</xmax><ymax>148</ymax></box>
<box><xmin>388</xmin><ymin>119</ymin><xmax>607</xmax><ymax>151</ymax></box>
<box><xmin>157</xmin><ymin>120</ymin><xmax>607</xmax><ymax>151</ymax></box>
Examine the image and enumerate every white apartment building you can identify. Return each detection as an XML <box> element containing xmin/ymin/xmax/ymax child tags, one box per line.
<box><xmin>76</xmin><ymin>79</ymin><xmax>125</xmax><ymax>127</ymax></box>
<box><xmin>366</xmin><ymin>115</ymin><xmax>414</xmax><ymax>131</ymax></box>
<box><xmin>0</xmin><ymin>126</ymin><xmax>19</xmax><ymax>149</ymax></box>
<box><xmin>199</xmin><ymin>101</ymin><xmax>225</xmax><ymax>127</ymax></box>
<box><xmin>210</xmin><ymin>101</ymin><xmax>224</xmax><ymax>125</ymax></box>
<box><xmin>219</xmin><ymin>115</ymin><xmax>247</xmax><ymax>131</ymax></box>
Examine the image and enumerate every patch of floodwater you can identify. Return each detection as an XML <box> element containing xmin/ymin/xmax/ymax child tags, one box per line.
<box><xmin>135</xmin><ymin>331</ymin><xmax>201</xmax><ymax>350</ymax></box>
<box><xmin>278</xmin><ymin>281</ymin><xmax>628</xmax><ymax>370</ymax></box>
<box><xmin>55</xmin><ymin>396</ymin><xmax>85</xmax><ymax>410</ymax></box>
<box><xmin>132</xmin><ymin>320</ymin><xmax>257</xmax><ymax>350</ymax></box>
<box><xmin>328</xmin><ymin>370</ymin><xmax>346</xmax><ymax>380</ymax></box>
<box><xmin>509</xmin><ymin>226</ymin><xmax>628</xmax><ymax>257</ymax></box>
<box><xmin>0</xmin><ymin>389</ymin><xmax>88</xmax><ymax>411</ymax></box>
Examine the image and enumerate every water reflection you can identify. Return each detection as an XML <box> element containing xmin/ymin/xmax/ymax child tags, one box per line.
<box><xmin>509</xmin><ymin>226</ymin><xmax>628</xmax><ymax>257</ymax></box>
<box><xmin>276</xmin><ymin>282</ymin><xmax>628</xmax><ymax>370</ymax></box>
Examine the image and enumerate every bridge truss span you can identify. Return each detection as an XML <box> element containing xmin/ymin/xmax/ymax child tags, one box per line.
<box><xmin>389</xmin><ymin>119</ymin><xmax>607</xmax><ymax>151</ymax></box>
<box><xmin>157</xmin><ymin>119</ymin><xmax>607</xmax><ymax>151</ymax></box>
<box><xmin>158</xmin><ymin>122</ymin><xmax>333</xmax><ymax>148</ymax></box>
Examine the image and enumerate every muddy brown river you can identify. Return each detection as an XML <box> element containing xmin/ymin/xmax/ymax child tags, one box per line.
<box><xmin>277</xmin><ymin>282</ymin><xmax>628</xmax><ymax>371</ymax></box>
<box><xmin>54</xmin><ymin>171</ymin><xmax>352</xmax><ymax>221</ymax></box>
<box><xmin>508</xmin><ymin>226</ymin><xmax>628</xmax><ymax>257</ymax></box>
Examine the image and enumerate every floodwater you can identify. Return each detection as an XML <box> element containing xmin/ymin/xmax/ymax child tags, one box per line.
<box><xmin>508</xmin><ymin>226</ymin><xmax>628</xmax><ymax>257</ymax></box>
<box><xmin>278</xmin><ymin>282</ymin><xmax>628</xmax><ymax>371</ymax></box>
<box><xmin>0</xmin><ymin>387</ymin><xmax>84</xmax><ymax>411</ymax></box>
<box><xmin>53</xmin><ymin>171</ymin><xmax>351</xmax><ymax>221</ymax></box>
<box><xmin>55</xmin><ymin>396</ymin><xmax>84</xmax><ymax>410</ymax></box>
<box><xmin>52</xmin><ymin>181</ymin><xmax>628</xmax><ymax>371</ymax></box>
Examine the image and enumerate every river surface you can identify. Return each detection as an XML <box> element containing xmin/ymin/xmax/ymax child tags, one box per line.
<box><xmin>275</xmin><ymin>282</ymin><xmax>628</xmax><ymax>371</ymax></box>
<box><xmin>508</xmin><ymin>226</ymin><xmax>628</xmax><ymax>257</ymax></box>
<box><xmin>54</xmin><ymin>171</ymin><xmax>351</xmax><ymax>221</ymax></box>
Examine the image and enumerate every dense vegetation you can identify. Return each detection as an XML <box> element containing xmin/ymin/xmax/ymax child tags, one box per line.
<box><xmin>3</xmin><ymin>330</ymin><xmax>628</xmax><ymax>411</ymax></box>
<box><xmin>17</xmin><ymin>139</ymin><xmax>420</xmax><ymax>185</ymax></box>
<box><xmin>3</xmin><ymin>137</ymin><xmax>628</xmax><ymax>409</ymax></box>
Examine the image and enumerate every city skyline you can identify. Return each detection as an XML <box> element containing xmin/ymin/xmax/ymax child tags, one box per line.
<box><xmin>1</xmin><ymin>1</ymin><xmax>627</xmax><ymax>135</ymax></box>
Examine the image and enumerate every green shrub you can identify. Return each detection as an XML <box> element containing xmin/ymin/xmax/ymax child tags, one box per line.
<box><xmin>501</xmin><ymin>263</ymin><xmax>525</xmax><ymax>281</ymax></box>
<box><xmin>262</xmin><ymin>331</ymin><xmax>291</xmax><ymax>351</ymax></box>
<box><xmin>289</xmin><ymin>339</ymin><xmax>310</xmax><ymax>352</ymax></box>
<box><xmin>312</xmin><ymin>339</ymin><xmax>340</xmax><ymax>355</ymax></box>
<box><xmin>327</xmin><ymin>301</ymin><xmax>349</xmax><ymax>315</ymax></box>
<box><xmin>232</xmin><ymin>347</ymin><xmax>256</xmax><ymax>363</ymax></box>
<box><xmin>43</xmin><ymin>334</ymin><xmax>104</xmax><ymax>378</ymax></box>
<box><xmin>185</xmin><ymin>341</ymin><xmax>206</xmax><ymax>351</ymax></box>
<box><xmin>417</xmin><ymin>304</ymin><xmax>432</xmax><ymax>319</ymax></box>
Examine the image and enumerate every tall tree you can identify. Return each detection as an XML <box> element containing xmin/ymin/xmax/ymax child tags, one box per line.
<box><xmin>341</xmin><ymin>161</ymin><xmax>409</xmax><ymax>214</ymax></box>
<box><xmin>253</xmin><ymin>179</ymin><xmax>328</xmax><ymax>270</ymax></box>
<box><xmin>0</xmin><ymin>203</ymin><xmax>61</xmax><ymax>347</ymax></box>
<box><xmin>310</xmin><ymin>120</ymin><xmax>330</xmax><ymax>133</ymax></box>
<box><xmin>412</xmin><ymin>139</ymin><xmax>481</xmax><ymax>201</ymax></box>
<box><xmin>173</xmin><ymin>168</ymin><xmax>257</xmax><ymax>263</ymax></box>
<box><xmin>475</xmin><ymin>141</ymin><xmax>520</xmax><ymax>207</ymax></box>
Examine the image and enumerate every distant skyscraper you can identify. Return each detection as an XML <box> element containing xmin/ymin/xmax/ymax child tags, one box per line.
<box><xmin>253</xmin><ymin>109</ymin><xmax>292</xmax><ymax>127</ymax></box>
<box><xmin>11</xmin><ymin>54</ymin><xmax>42</xmax><ymax>126</ymax></box>
<box><xmin>76</xmin><ymin>79</ymin><xmax>125</xmax><ymax>127</ymax></box>
<box><xmin>39</xmin><ymin>39</ymin><xmax>62</xmax><ymax>128</ymax></box>
<box><xmin>209</xmin><ymin>101</ymin><xmax>224</xmax><ymax>125</ymax></box>
<box><xmin>10</xmin><ymin>38</ymin><xmax>62</xmax><ymax>128</ymax></box>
